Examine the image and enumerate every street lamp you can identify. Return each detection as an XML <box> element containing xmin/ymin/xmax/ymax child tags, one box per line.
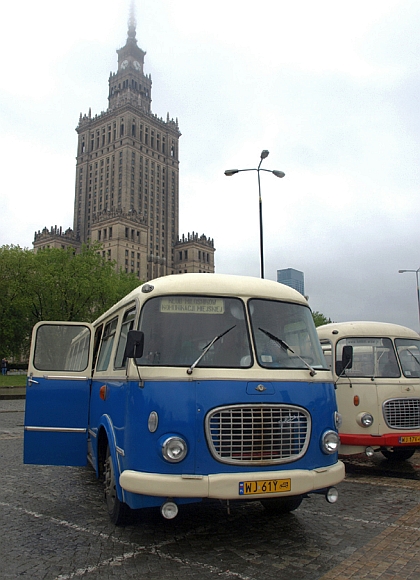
<box><xmin>398</xmin><ymin>268</ymin><xmax>420</xmax><ymax>330</ymax></box>
<box><xmin>224</xmin><ymin>150</ymin><xmax>285</xmax><ymax>279</ymax></box>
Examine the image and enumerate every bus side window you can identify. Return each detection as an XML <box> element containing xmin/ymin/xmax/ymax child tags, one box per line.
<box><xmin>92</xmin><ymin>324</ymin><xmax>103</xmax><ymax>372</ymax></box>
<box><xmin>114</xmin><ymin>307</ymin><xmax>137</xmax><ymax>369</ymax></box>
<box><xmin>96</xmin><ymin>318</ymin><xmax>118</xmax><ymax>372</ymax></box>
<box><xmin>320</xmin><ymin>341</ymin><xmax>332</xmax><ymax>370</ymax></box>
<box><xmin>34</xmin><ymin>324</ymin><xmax>91</xmax><ymax>372</ymax></box>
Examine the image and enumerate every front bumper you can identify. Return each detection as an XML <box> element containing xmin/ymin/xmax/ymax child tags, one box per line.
<box><xmin>120</xmin><ymin>460</ymin><xmax>345</xmax><ymax>500</ymax></box>
<box><xmin>340</xmin><ymin>432</ymin><xmax>420</xmax><ymax>447</ymax></box>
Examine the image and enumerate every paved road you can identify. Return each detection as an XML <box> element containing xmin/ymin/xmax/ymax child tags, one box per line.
<box><xmin>1</xmin><ymin>400</ymin><xmax>420</xmax><ymax>579</ymax></box>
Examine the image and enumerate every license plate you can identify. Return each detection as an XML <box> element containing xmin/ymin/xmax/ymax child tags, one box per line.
<box><xmin>399</xmin><ymin>436</ymin><xmax>420</xmax><ymax>444</ymax></box>
<box><xmin>239</xmin><ymin>478</ymin><xmax>291</xmax><ymax>495</ymax></box>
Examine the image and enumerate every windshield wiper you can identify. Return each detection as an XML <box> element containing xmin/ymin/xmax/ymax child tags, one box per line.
<box><xmin>405</xmin><ymin>349</ymin><xmax>420</xmax><ymax>368</ymax></box>
<box><xmin>259</xmin><ymin>327</ymin><xmax>317</xmax><ymax>376</ymax></box>
<box><xmin>187</xmin><ymin>325</ymin><xmax>236</xmax><ymax>375</ymax></box>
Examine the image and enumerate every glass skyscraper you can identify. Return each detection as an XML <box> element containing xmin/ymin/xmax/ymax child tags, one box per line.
<box><xmin>277</xmin><ymin>268</ymin><xmax>305</xmax><ymax>296</ymax></box>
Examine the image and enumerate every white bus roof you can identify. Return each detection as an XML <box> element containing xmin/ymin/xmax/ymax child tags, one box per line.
<box><xmin>94</xmin><ymin>273</ymin><xmax>309</xmax><ymax>326</ymax></box>
<box><xmin>317</xmin><ymin>321</ymin><xmax>420</xmax><ymax>341</ymax></box>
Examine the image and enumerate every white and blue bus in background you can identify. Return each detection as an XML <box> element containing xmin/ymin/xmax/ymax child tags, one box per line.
<box><xmin>24</xmin><ymin>274</ymin><xmax>344</xmax><ymax>524</ymax></box>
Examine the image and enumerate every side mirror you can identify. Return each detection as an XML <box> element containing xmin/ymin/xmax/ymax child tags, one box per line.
<box><xmin>124</xmin><ymin>330</ymin><xmax>144</xmax><ymax>360</ymax></box>
<box><xmin>342</xmin><ymin>345</ymin><xmax>353</xmax><ymax>369</ymax></box>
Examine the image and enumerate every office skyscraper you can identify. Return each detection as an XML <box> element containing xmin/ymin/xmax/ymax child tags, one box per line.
<box><xmin>277</xmin><ymin>268</ymin><xmax>305</xmax><ymax>296</ymax></box>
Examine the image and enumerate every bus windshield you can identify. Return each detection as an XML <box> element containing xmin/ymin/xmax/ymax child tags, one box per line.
<box><xmin>137</xmin><ymin>295</ymin><xmax>252</xmax><ymax>368</ymax></box>
<box><xmin>336</xmin><ymin>337</ymin><xmax>400</xmax><ymax>378</ymax></box>
<box><xmin>395</xmin><ymin>338</ymin><xmax>420</xmax><ymax>378</ymax></box>
<box><xmin>248</xmin><ymin>299</ymin><xmax>327</xmax><ymax>370</ymax></box>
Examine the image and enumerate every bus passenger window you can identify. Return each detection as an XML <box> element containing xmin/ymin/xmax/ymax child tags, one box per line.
<box><xmin>96</xmin><ymin>318</ymin><xmax>118</xmax><ymax>372</ymax></box>
<box><xmin>114</xmin><ymin>307</ymin><xmax>137</xmax><ymax>369</ymax></box>
<box><xmin>34</xmin><ymin>324</ymin><xmax>91</xmax><ymax>372</ymax></box>
<box><xmin>92</xmin><ymin>325</ymin><xmax>103</xmax><ymax>370</ymax></box>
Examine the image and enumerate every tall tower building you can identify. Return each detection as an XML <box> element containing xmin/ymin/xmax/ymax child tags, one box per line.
<box><xmin>277</xmin><ymin>268</ymin><xmax>305</xmax><ymax>296</ymax></box>
<box><xmin>34</xmin><ymin>6</ymin><xmax>215</xmax><ymax>280</ymax></box>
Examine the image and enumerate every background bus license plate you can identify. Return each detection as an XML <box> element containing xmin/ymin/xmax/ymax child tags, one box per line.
<box><xmin>399</xmin><ymin>436</ymin><xmax>420</xmax><ymax>444</ymax></box>
<box><xmin>239</xmin><ymin>479</ymin><xmax>291</xmax><ymax>495</ymax></box>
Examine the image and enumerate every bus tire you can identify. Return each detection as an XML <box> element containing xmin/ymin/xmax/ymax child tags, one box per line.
<box><xmin>104</xmin><ymin>445</ymin><xmax>131</xmax><ymax>525</ymax></box>
<box><xmin>261</xmin><ymin>495</ymin><xmax>303</xmax><ymax>514</ymax></box>
<box><xmin>380</xmin><ymin>447</ymin><xmax>416</xmax><ymax>461</ymax></box>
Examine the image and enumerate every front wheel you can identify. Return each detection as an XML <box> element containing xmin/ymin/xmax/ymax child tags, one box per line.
<box><xmin>380</xmin><ymin>447</ymin><xmax>416</xmax><ymax>461</ymax></box>
<box><xmin>260</xmin><ymin>495</ymin><xmax>303</xmax><ymax>514</ymax></box>
<box><xmin>104</xmin><ymin>446</ymin><xmax>131</xmax><ymax>525</ymax></box>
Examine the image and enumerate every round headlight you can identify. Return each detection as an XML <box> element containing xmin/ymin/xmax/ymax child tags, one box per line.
<box><xmin>357</xmin><ymin>412</ymin><xmax>374</xmax><ymax>427</ymax></box>
<box><xmin>162</xmin><ymin>436</ymin><xmax>188</xmax><ymax>463</ymax></box>
<box><xmin>334</xmin><ymin>411</ymin><xmax>342</xmax><ymax>430</ymax></box>
<box><xmin>321</xmin><ymin>430</ymin><xmax>340</xmax><ymax>454</ymax></box>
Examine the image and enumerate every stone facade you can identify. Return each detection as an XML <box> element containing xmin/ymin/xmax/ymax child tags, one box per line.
<box><xmin>175</xmin><ymin>232</ymin><xmax>215</xmax><ymax>274</ymax></box>
<box><xmin>33</xmin><ymin>7</ymin><xmax>215</xmax><ymax>280</ymax></box>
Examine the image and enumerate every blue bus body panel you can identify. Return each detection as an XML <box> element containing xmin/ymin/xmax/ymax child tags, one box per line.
<box><xmin>115</xmin><ymin>379</ymin><xmax>338</xmax><ymax>478</ymax></box>
<box><xmin>24</xmin><ymin>377</ymin><xmax>90</xmax><ymax>466</ymax></box>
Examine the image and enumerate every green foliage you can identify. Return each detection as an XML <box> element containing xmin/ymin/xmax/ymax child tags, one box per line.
<box><xmin>0</xmin><ymin>245</ymin><xmax>34</xmax><ymax>358</ymax></box>
<box><xmin>312</xmin><ymin>311</ymin><xmax>332</xmax><ymax>327</ymax></box>
<box><xmin>0</xmin><ymin>244</ymin><xmax>141</xmax><ymax>358</ymax></box>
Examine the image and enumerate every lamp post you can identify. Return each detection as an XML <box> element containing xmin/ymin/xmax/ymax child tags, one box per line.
<box><xmin>224</xmin><ymin>150</ymin><xmax>285</xmax><ymax>279</ymax></box>
<box><xmin>398</xmin><ymin>268</ymin><xmax>420</xmax><ymax>330</ymax></box>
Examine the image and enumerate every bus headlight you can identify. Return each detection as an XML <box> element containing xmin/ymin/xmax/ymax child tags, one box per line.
<box><xmin>162</xmin><ymin>436</ymin><xmax>188</xmax><ymax>463</ymax></box>
<box><xmin>321</xmin><ymin>430</ymin><xmax>340</xmax><ymax>454</ymax></box>
<box><xmin>357</xmin><ymin>412</ymin><xmax>374</xmax><ymax>428</ymax></box>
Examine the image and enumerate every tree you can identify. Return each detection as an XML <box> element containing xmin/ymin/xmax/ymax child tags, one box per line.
<box><xmin>312</xmin><ymin>311</ymin><xmax>332</xmax><ymax>327</ymax></box>
<box><xmin>0</xmin><ymin>245</ymin><xmax>33</xmax><ymax>357</ymax></box>
<box><xmin>28</xmin><ymin>244</ymin><xmax>141</xmax><ymax>322</ymax></box>
<box><xmin>0</xmin><ymin>244</ymin><xmax>141</xmax><ymax>358</ymax></box>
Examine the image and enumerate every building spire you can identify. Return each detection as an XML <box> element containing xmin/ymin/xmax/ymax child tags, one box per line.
<box><xmin>128</xmin><ymin>0</ymin><xmax>136</xmax><ymax>40</ymax></box>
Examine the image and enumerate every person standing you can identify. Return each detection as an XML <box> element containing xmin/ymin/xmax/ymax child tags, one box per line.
<box><xmin>1</xmin><ymin>358</ymin><xmax>7</xmax><ymax>376</ymax></box>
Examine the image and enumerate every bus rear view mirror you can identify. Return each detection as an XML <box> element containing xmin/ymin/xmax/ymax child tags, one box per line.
<box><xmin>342</xmin><ymin>345</ymin><xmax>353</xmax><ymax>369</ymax></box>
<box><xmin>124</xmin><ymin>330</ymin><xmax>145</xmax><ymax>360</ymax></box>
<box><xmin>336</xmin><ymin>345</ymin><xmax>353</xmax><ymax>376</ymax></box>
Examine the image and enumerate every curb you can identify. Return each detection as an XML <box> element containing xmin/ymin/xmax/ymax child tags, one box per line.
<box><xmin>0</xmin><ymin>388</ymin><xmax>26</xmax><ymax>400</ymax></box>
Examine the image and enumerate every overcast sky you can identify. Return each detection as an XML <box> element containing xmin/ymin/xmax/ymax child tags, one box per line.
<box><xmin>1</xmin><ymin>0</ymin><xmax>419</xmax><ymax>331</ymax></box>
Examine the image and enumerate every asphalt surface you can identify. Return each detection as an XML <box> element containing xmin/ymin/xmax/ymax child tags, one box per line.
<box><xmin>1</xmin><ymin>399</ymin><xmax>420</xmax><ymax>579</ymax></box>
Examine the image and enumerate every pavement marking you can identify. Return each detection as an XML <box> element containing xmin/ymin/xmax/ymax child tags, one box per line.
<box><xmin>55</xmin><ymin>548</ymin><xmax>257</xmax><ymax>580</ymax></box>
<box><xmin>309</xmin><ymin>509</ymin><xmax>420</xmax><ymax>533</ymax></box>
<box><xmin>0</xmin><ymin>501</ymin><xmax>257</xmax><ymax>580</ymax></box>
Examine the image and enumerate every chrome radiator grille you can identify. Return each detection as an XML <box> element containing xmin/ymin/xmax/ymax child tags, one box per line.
<box><xmin>205</xmin><ymin>404</ymin><xmax>311</xmax><ymax>465</ymax></box>
<box><xmin>383</xmin><ymin>398</ymin><xmax>420</xmax><ymax>429</ymax></box>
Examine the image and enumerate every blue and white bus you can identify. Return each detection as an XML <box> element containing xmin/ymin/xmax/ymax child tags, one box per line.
<box><xmin>24</xmin><ymin>274</ymin><xmax>344</xmax><ymax>524</ymax></box>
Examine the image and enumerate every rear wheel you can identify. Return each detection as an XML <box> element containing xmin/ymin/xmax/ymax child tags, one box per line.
<box><xmin>380</xmin><ymin>447</ymin><xmax>416</xmax><ymax>461</ymax></box>
<box><xmin>104</xmin><ymin>445</ymin><xmax>131</xmax><ymax>525</ymax></box>
<box><xmin>261</xmin><ymin>495</ymin><xmax>303</xmax><ymax>514</ymax></box>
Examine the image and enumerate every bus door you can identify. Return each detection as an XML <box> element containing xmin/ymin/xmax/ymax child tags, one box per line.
<box><xmin>24</xmin><ymin>322</ymin><xmax>93</xmax><ymax>466</ymax></box>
